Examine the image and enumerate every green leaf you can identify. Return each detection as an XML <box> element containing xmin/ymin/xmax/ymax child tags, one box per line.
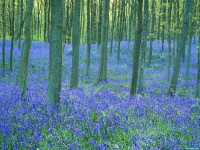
<box><xmin>101</xmin><ymin>111</ymin><xmax>107</xmax><ymax>117</ymax></box>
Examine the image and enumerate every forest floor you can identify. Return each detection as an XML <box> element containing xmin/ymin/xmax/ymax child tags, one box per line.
<box><xmin>0</xmin><ymin>39</ymin><xmax>199</xmax><ymax>149</ymax></box>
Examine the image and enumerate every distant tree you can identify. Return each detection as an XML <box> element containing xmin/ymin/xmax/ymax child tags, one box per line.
<box><xmin>133</xmin><ymin>0</ymin><xmax>137</xmax><ymax>35</ymax></box>
<box><xmin>62</xmin><ymin>0</ymin><xmax>66</xmax><ymax>58</ymax></box>
<box><xmin>86</xmin><ymin>0</ymin><xmax>91</xmax><ymax>76</ymax></box>
<box><xmin>1</xmin><ymin>0</ymin><xmax>6</xmax><ymax>76</ymax></box>
<box><xmin>117</xmin><ymin>0</ymin><xmax>125</xmax><ymax>63</ymax></box>
<box><xmin>80</xmin><ymin>0</ymin><xmax>85</xmax><ymax>61</ymax></box>
<box><xmin>148</xmin><ymin>0</ymin><xmax>155</xmax><ymax>67</ymax></box>
<box><xmin>97</xmin><ymin>0</ymin><xmax>102</xmax><ymax>48</ymax></box>
<box><xmin>36</xmin><ymin>0</ymin><xmax>40</xmax><ymax>40</ymax></box>
<box><xmin>91</xmin><ymin>0</ymin><xmax>97</xmax><ymax>44</ymax></box>
<box><xmin>156</xmin><ymin>0</ymin><xmax>162</xmax><ymax>41</ymax></box>
<box><xmin>47</xmin><ymin>0</ymin><xmax>51</xmax><ymax>43</ymax></box>
<box><xmin>176</xmin><ymin>1</ymin><xmax>180</xmax><ymax>53</ymax></box>
<box><xmin>127</xmin><ymin>0</ymin><xmax>135</xmax><ymax>53</ymax></box>
<box><xmin>17</xmin><ymin>0</ymin><xmax>24</xmax><ymax>49</ymax></box>
<box><xmin>185</xmin><ymin>13</ymin><xmax>193</xmax><ymax>86</ymax></box>
<box><xmin>130</xmin><ymin>0</ymin><xmax>143</xmax><ymax>96</ymax></box>
<box><xmin>44</xmin><ymin>0</ymin><xmax>48</xmax><ymax>42</ymax></box>
<box><xmin>138</xmin><ymin>0</ymin><xmax>149</xmax><ymax>92</ymax></box>
<box><xmin>47</xmin><ymin>0</ymin><xmax>64</xmax><ymax>108</ymax></box>
<box><xmin>70</xmin><ymin>0</ymin><xmax>81</xmax><ymax>88</ymax></box>
<box><xmin>97</xmin><ymin>0</ymin><xmax>110</xmax><ymax>83</ymax></box>
<box><xmin>19</xmin><ymin>0</ymin><xmax>34</xmax><ymax>97</ymax></box>
<box><xmin>168</xmin><ymin>0</ymin><xmax>192</xmax><ymax>96</ymax></box>
<box><xmin>10</xmin><ymin>0</ymin><xmax>15</xmax><ymax>72</ymax></box>
<box><xmin>14</xmin><ymin>0</ymin><xmax>21</xmax><ymax>45</ymax></box>
<box><xmin>161</xmin><ymin>0</ymin><xmax>166</xmax><ymax>52</ymax></box>
<box><xmin>110</xmin><ymin>1</ymin><xmax>117</xmax><ymax>55</ymax></box>
<box><xmin>167</xmin><ymin>0</ymin><xmax>172</xmax><ymax>81</ymax></box>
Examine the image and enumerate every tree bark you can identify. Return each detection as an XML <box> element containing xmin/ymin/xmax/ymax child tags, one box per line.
<box><xmin>70</xmin><ymin>0</ymin><xmax>81</xmax><ymax>88</ymax></box>
<box><xmin>47</xmin><ymin>0</ymin><xmax>63</xmax><ymax>108</ymax></box>
<box><xmin>148</xmin><ymin>0</ymin><xmax>155</xmax><ymax>67</ymax></box>
<box><xmin>138</xmin><ymin>0</ymin><xmax>149</xmax><ymax>92</ymax></box>
<box><xmin>86</xmin><ymin>0</ymin><xmax>91</xmax><ymax>76</ymax></box>
<box><xmin>130</xmin><ymin>0</ymin><xmax>143</xmax><ymax>96</ymax></box>
<box><xmin>168</xmin><ymin>0</ymin><xmax>192</xmax><ymax>96</ymax></box>
<box><xmin>97</xmin><ymin>0</ymin><xmax>110</xmax><ymax>83</ymax></box>
<box><xmin>2</xmin><ymin>0</ymin><xmax>6</xmax><ymax>76</ymax></box>
<box><xmin>19</xmin><ymin>0</ymin><xmax>34</xmax><ymax>96</ymax></box>
<box><xmin>10</xmin><ymin>0</ymin><xmax>15</xmax><ymax>72</ymax></box>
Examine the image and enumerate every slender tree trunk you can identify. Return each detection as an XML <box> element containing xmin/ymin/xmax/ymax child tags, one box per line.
<box><xmin>168</xmin><ymin>0</ymin><xmax>192</xmax><ymax>96</ymax></box>
<box><xmin>70</xmin><ymin>0</ymin><xmax>81</xmax><ymax>88</ymax></box>
<box><xmin>10</xmin><ymin>0</ymin><xmax>15</xmax><ymax>72</ymax></box>
<box><xmin>117</xmin><ymin>0</ymin><xmax>125</xmax><ymax>62</ymax></box>
<box><xmin>47</xmin><ymin>0</ymin><xmax>51</xmax><ymax>43</ymax></box>
<box><xmin>138</xmin><ymin>0</ymin><xmax>149</xmax><ymax>92</ymax></box>
<box><xmin>44</xmin><ymin>0</ymin><xmax>47</xmax><ymax>42</ymax></box>
<box><xmin>172</xmin><ymin>1</ymin><xmax>176</xmax><ymax>59</ymax></box>
<box><xmin>148</xmin><ymin>0</ymin><xmax>155</xmax><ymax>67</ymax></box>
<box><xmin>8</xmin><ymin>2</ymin><xmax>12</xmax><ymax>37</ymax></box>
<box><xmin>167</xmin><ymin>0</ymin><xmax>172</xmax><ymax>81</ymax></box>
<box><xmin>97</xmin><ymin>0</ymin><xmax>110</xmax><ymax>83</ymax></box>
<box><xmin>14</xmin><ymin>0</ymin><xmax>20</xmax><ymax>45</ymax></box>
<box><xmin>157</xmin><ymin>0</ymin><xmax>162</xmax><ymax>41</ymax></box>
<box><xmin>47</xmin><ymin>0</ymin><xmax>63</xmax><ymax>108</ymax></box>
<box><xmin>2</xmin><ymin>0</ymin><xmax>6</xmax><ymax>76</ymax></box>
<box><xmin>37</xmin><ymin>1</ymin><xmax>40</xmax><ymax>40</ymax></box>
<box><xmin>62</xmin><ymin>0</ymin><xmax>66</xmax><ymax>60</ymax></box>
<box><xmin>81</xmin><ymin>0</ymin><xmax>85</xmax><ymax>61</ymax></box>
<box><xmin>161</xmin><ymin>0</ymin><xmax>166</xmax><ymax>52</ymax></box>
<box><xmin>130</xmin><ymin>0</ymin><xmax>143</xmax><ymax>96</ymax></box>
<box><xmin>97</xmin><ymin>0</ymin><xmax>102</xmax><ymax>48</ymax></box>
<box><xmin>86</xmin><ymin>0</ymin><xmax>91</xmax><ymax>76</ymax></box>
<box><xmin>185</xmin><ymin>15</ymin><xmax>193</xmax><ymax>86</ymax></box>
<box><xmin>110</xmin><ymin>1</ymin><xmax>117</xmax><ymax>55</ymax></box>
<box><xmin>127</xmin><ymin>0</ymin><xmax>134</xmax><ymax>53</ymax></box>
<box><xmin>18</xmin><ymin>0</ymin><xmax>24</xmax><ymax>49</ymax></box>
<box><xmin>176</xmin><ymin>1</ymin><xmax>180</xmax><ymax>52</ymax></box>
<box><xmin>19</xmin><ymin>0</ymin><xmax>34</xmax><ymax>97</ymax></box>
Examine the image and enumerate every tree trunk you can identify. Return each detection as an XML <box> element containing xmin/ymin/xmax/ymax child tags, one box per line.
<box><xmin>157</xmin><ymin>0</ymin><xmax>162</xmax><ymax>41</ymax></box>
<box><xmin>138</xmin><ymin>0</ymin><xmax>149</xmax><ymax>92</ymax></box>
<box><xmin>86</xmin><ymin>0</ymin><xmax>91</xmax><ymax>76</ymax></box>
<box><xmin>148</xmin><ymin>0</ymin><xmax>155</xmax><ymax>67</ymax></box>
<box><xmin>18</xmin><ymin>0</ymin><xmax>24</xmax><ymax>49</ymax></box>
<box><xmin>47</xmin><ymin>0</ymin><xmax>63</xmax><ymax>108</ymax></box>
<box><xmin>97</xmin><ymin>0</ymin><xmax>110</xmax><ymax>83</ymax></box>
<box><xmin>185</xmin><ymin>15</ymin><xmax>193</xmax><ymax>86</ymax></box>
<box><xmin>10</xmin><ymin>0</ymin><xmax>15</xmax><ymax>72</ymax></box>
<box><xmin>2</xmin><ymin>0</ymin><xmax>6</xmax><ymax>76</ymax></box>
<box><xmin>109</xmin><ymin>1</ymin><xmax>117</xmax><ymax>55</ymax></box>
<box><xmin>81</xmin><ymin>0</ymin><xmax>85</xmax><ymax>61</ymax></box>
<box><xmin>168</xmin><ymin>0</ymin><xmax>192</xmax><ymax>96</ymax></box>
<box><xmin>167</xmin><ymin>0</ymin><xmax>172</xmax><ymax>81</ymax></box>
<box><xmin>70</xmin><ymin>0</ymin><xmax>81</xmax><ymax>88</ymax></box>
<box><xmin>19</xmin><ymin>0</ymin><xmax>34</xmax><ymax>97</ymax></box>
<box><xmin>127</xmin><ymin>0</ymin><xmax>134</xmax><ymax>53</ymax></box>
<box><xmin>161</xmin><ymin>0</ymin><xmax>166</xmax><ymax>52</ymax></box>
<box><xmin>130</xmin><ymin>0</ymin><xmax>143</xmax><ymax>96</ymax></box>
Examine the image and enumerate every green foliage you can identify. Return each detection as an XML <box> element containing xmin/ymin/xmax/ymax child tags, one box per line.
<box><xmin>152</xmin><ymin>88</ymin><xmax>162</xmax><ymax>95</ymax></box>
<box><xmin>0</xmin><ymin>132</ymin><xmax>4</xmax><ymax>143</ymax></box>
<box><xmin>91</xmin><ymin>112</ymin><xmax>99</xmax><ymax>121</ymax></box>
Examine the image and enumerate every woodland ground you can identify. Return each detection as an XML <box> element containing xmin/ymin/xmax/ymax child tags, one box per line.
<box><xmin>0</xmin><ymin>39</ymin><xmax>199</xmax><ymax>149</ymax></box>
